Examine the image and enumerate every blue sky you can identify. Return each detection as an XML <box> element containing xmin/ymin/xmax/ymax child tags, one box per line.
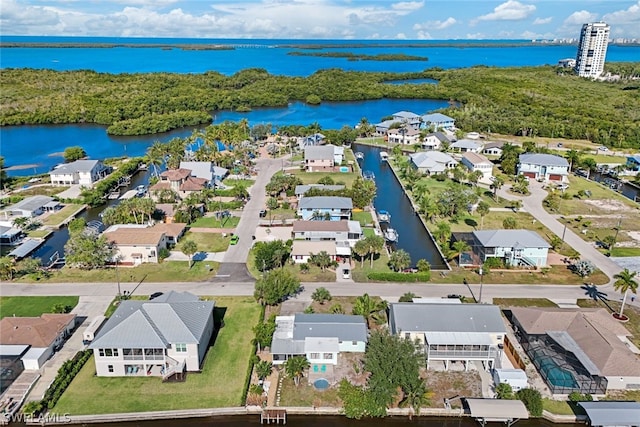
<box><xmin>1</xmin><ymin>1</ymin><xmax>639</xmax><ymax>40</ymax></box>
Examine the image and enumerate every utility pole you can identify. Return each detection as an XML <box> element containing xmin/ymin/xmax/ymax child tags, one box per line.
<box><xmin>478</xmin><ymin>266</ymin><xmax>484</xmax><ymax>304</ymax></box>
<box><xmin>116</xmin><ymin>259</ymin><xmax>121</xmax><ymax>297</ymax></box>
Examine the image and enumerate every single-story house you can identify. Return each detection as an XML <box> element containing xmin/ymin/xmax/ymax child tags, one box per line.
<box><xmin>297</xmin><ymin>196</ymin><xmax>353</xmax><ymax>221</ymax></box>
<box><xmin>421</xmin><ymin>113</ymin><xmax>455</xmax><ymax>130</ymax></box>
<box><xmin>410</xmin><ymin>151</ymin><xmax>457</xmax><ymax>175</ymax></box>
<box><xmin>1</xmin><ymin>196</ymin><xmax>57</xmax><ymax>220</ymax></box>
<box><xmin>483</xmin><ymin>142</ymin><xmax>505</xmax><ymax>156</ymax></box>
<box><xmin>49</xmin><ymin>159</ymin><xmax>109</xmax><ymax>187</ymax></box>
<box><xmin>450</xmin><ymin>139</ymin><xmax>483</xmax><ymax>153</ymax></box>
<box><xmin>149</xmin><ymin>223</ymin><xmax>187</xmax><ymax>245</ymax></box>
<box><xmin>0</xmin><ymin>225</ymin><xmax>23</xmax><ymax>246</ymax></box>
<box><xmin>493</xmin><ymin>369</ymin><xmax>528</xmax><ymax>392</ymax></box>
<box><xmin>89</xmin><ymin>291</ymin><xmax>215</xmax><ymax>378</ymax></box>
<box><xmin>421</xmin><ymin>132</ymin><xmax>450</xmax><ymax>150</ymax></box>
<box><xmin>304</xmin><ymin>145</ymin><xmax>335</xmax><ymax>171</ymax></box>
<box><xmin>290</xmin><ymin>240</ymin><xmax>341</xmax><ymax>264</ymax></box>
<box><xmin>0</xmin><ymin>313</ymin><xmax>77</xmax><ymax>370</ymax></box>
<box><xmin>470</xmin><ymin>229</ymin><xmax>550</xmax><ymax>268</ymax></box>
<box><xmin>509</xmin><ymin>307</ymin><xmax>640</xmax><ymax>394</ymax></box>
<box><xmin>389</xmin><ymin>303</ymin><xmax>506</xmax><ymax>371</ymax></box>
<box><xmin>150</xmin><ymin>168</ymin><xmax>209</xmax><ymax>199</ymax></box>
<box><xmin>292</xmin><ymin>220</ymin><xmax>362</xmax><ymax>246</ymax></box>
<box><xmin>461</xmin><ymin>152</ymin><xmax>494</xmax><ymax>182</ymax></box>
<box><xmin>271</xmin><ymin>314</ymin><xmax>368</xmax><ymax>365</ymax></box>
<box><xmin>518</xmin><ymin>153</ymin><xmax>569</xmax><ymax>182</ymax></box>
<box><xmin>387</xmin><ymin>127</ymin><xmax>421</xmax><ymax>145</ymax></box>
<box><xmin>294</xmin><ymin>184</ymin><xmax>345</xmax><ymax>198</ymax></box>
<box><xmin>626</xmin><ymin>154</ymin><xmax>640</xmax><ymax>171</ymax></box>
<box><xmin>103</xmin><ymin>227</ymin><xmax>167</xmax><ymax>264</ymax></box>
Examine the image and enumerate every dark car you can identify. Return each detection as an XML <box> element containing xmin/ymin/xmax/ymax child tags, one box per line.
<box><xmin>150</xmin><ymin>292</ymin><xmax>163</xmax><ymax>300</ymax></box>
<box><xmin>447</xmin><ymin>294</ymin><xmax>462</xmax><ymax>299</ymax></box>
<box><xmin>259</xmin><ymin>209</ymin><xmax>267</xmax><ymax>218</ymax></box>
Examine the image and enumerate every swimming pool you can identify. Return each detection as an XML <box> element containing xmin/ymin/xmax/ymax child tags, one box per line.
<box><xmin>339</xmin><ymin>166</ymin><xmax>349</xmax><ymax>173</ymax></box>
<box><xmin>535</xmin><ymin>354</ymin><xmax>578</xmax><ymax>389</ymax></box>
<box><xmin>313</xmin><ymin>378</ymin><xmax>330</xmax><ymax>390</ymax></box>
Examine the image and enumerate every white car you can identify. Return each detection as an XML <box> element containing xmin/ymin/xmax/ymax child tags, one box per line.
<box><xmin>598</xmin><ymin>146</ymin><xmax>609</xmax><ymax>152</ymax></box>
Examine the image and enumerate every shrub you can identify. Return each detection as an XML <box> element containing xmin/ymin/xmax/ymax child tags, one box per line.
<box><xmin>367</xmin><ymin>271</ymin><xmax>431</xmax><ymax>282</ymax></box>
<box><xmin>568</xmin><ymin>391</ymin><xmax>593</xmax><ymax>402</ymax></box>
<box><xmin>517</xmin><ymin>388</ymin><xmax>543</xmax><ymax>417</ymax></box>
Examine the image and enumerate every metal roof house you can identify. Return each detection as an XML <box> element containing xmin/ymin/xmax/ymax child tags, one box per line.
<box><xmin>1</xmin><ymin>196</ymin><xmax>57</xmax><ymax>219</ymax></box>
<box><xmin>409</xmin><ymin>151</ymin><xmax>457</xmax><ymax>174</ymax></box>
<box><xmin>450</xmin><ymin>139</ymin><xmax>483</xmax><ymax>153</ymax></box>
<box><xmin>89</xmin><ymin>291</ymin><xmax>214</xmax><ymax>379</ymax></box>
<box><xmin>179</xmin><ymin>161</ymin><xmax>228</xmax><ymax>185</ymax></box>
<box><xmin>518</xmin><ymin>153</ymin><xmax>569</xmax><ymax>182</ymax></box>
<box><xmin>389</xmin><ymin>303</ymin><xmax>506</xmax><ymax>371</ymax></box>
<box><xmin>297</xmin><ymin>196</ymin><xmax>353</xmax><ymax>221</ymax></box>
<box><xmin>470</xmin><ymin>229</ymin><xmax>551</xmax><ymax>268</ymax></box>
<box><xmin>271</xmin><ymin>314</ymin><xmax>367</xmax><ymax>366</ymax></box>
<box><xmin>49</xmin><ymin>159</ymin><xmax>108</xmax><ymax>187</ymax></box>
<box><xmin>421</xmin><ymin>113</ymin><xmax>455</xmax><ymax>130</ymax></box>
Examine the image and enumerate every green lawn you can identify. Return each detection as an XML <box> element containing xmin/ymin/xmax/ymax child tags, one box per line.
<box><xmin>278</xmin><ymin>376</ymin><xmax>341</xmax><ymax>407</ymax></box>
<box><xmin>189</xmin><ymin>216</ymin><xmax>241</xmax><ymax>229</ymax></box>
<box><xmin>542</xmin><ymin>398</ymin><xmax>581</xmax><ymax>416</ymax></box>
<box><xmin>362</xmin><ymin>227</ymin><xmax>376</xmax><ymax>237</ymax></box>
<box><xmin>41</xmin><ymin>204</ymin><xmax>85</xmax><ymax>226</ymax></box>
<box><xmin>291</xmin><ymin>170</ymin><xmax>358</xmax><ymax>187</ymax></box>
<box><xmin>352</xmin><ymin>210</ymin><xmax>373</xmax><ymax>226</ymax></box>
<box><xmin>26</xmin><ymin>229</ymin><xmax>52</xmax><ymax>238</ymax></box>
<box><xmin>53</xmin><ymin>296</ymin><xmax>261</xmax><ymax>414</ymax></box>
<box><xmin>611</xmin><ymin>247</ymin><xmax>640</xmax><ymax>257</ymax></box>
<box><xmin>492</xmin><ymin>298</ymin><xmax>558</xmax><ymax>308</ymax></box>
<box><xmin>285</xmin><ymin>263</ymin><xmax>336</xmax><ymax>282</ymax></box>
<box><xmin>351</xmin><ymin>254</ymin><xmax>391</xmax><ymax>282</ymax></box>
<box><xmin>223</xmin><ymin>178</ymin><xmax>254</xmax><ymax>188</ymax></box>
<box><xmin>175</xmin><ymin>231</ymin><xmax>230</xmax><ymax>253</ymax></box>
<box><xmin>0</xmin><ymin>296</ymin><xmax>79</xmax><ymax>319</ymax></box>
<box><xmin>19</xmin><ymin>261</ymin><xmax>217</xmax><ymax>284</ymax></box>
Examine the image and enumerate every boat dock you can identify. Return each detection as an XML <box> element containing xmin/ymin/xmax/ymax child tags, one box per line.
<box><xmin>260</xmin><ymin>408</ymin><xmax>286</xmax><ymax>424</ymax></box>
<box><xmin>119</xmin><ymin>190</ymin><xmax>138</xmax><ymax>200</ymax></box>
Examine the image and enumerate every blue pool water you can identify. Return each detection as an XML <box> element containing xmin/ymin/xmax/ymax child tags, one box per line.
<box><xmin>313</xmin><ymin>378</ymin><xmax>330</xmax><ymax>390</ymax></box>
<box><xmin>537</xmin><ymin>357</ymin><xmax>578</xmax><ymax>389</ymax></box>
<box><xmin>339</xmin><ymin>167</ymin><xmax>349</xmax><ymax>173</ymax></box>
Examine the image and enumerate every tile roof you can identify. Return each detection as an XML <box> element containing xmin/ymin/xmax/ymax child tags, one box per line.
<box><xmin>179</xmin><ymin>176</ymin><xmax>208</xmax><ymax>191</ymax></box>
<box><xmin>0</xmin><ymin>314</ymin><xmax>76</xmax><ymax>348</ymax></box>
<box><xmin>291</xmin><ymin>240</ymin><xmax>337</xmax><ymax>256</ymax></box>
<box><xmin>160</xmin><ymin>168</ymin><xmax>192</xmax><ymax>181</ymax></box>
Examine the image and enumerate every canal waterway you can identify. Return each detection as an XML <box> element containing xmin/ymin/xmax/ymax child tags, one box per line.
<box><xmin>354</xmin><ymin>143</ymin><xmax>447</xmax><ymax>270</ymax></box>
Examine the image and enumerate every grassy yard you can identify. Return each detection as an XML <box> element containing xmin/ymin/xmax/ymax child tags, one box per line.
<box><xmin>362</xmin><ymin>228</ymin><xmax>376</xmax><ymax>237</ymax></box>
<box><xmin>278</xmin><ymin>376</ymin><xmax>341</xmax><ymax>407</ymax></box>
<box><xmin>352</xmin><ymin>210</ymin><xmax>373</xmax><ymax>226</ymax></box>
<box><xmin>41</xmin><ymin>204</ymin><xmax>85</xmax><ymax>226</ymax></box>
<box><xmin>26</xmin><ymin>229</ymin><xmax>52</xmax><ymax>238</ymax></box>
<box><xmin>554</xmin><ymin>176</ymin><xmax>638</xmax><ymax>217</ymax></box>
<box><xmin>291</xmin><ymin>170</ymin><xmax>358</xmax><ymax>187</ymax></box>
<box><xmin>19</xmin><ymin>261</ymin><xmax>217</xmax><ymax>283</ymax></box>
<box><xmin>351</xmin><ymin>254</ymin><xmax>391</xmax><ymax>282</ymax></box>
<box><xmin>577</xmin><ymin>298</ymin><xmax>640</xmax><ymax>347</ymax></box>
<box><xmin>175</xmin><ymin>231</ymin><xmax>230</xmax><ymax>253</ymax></box>
<box><xmin>223</xmin><ymin>178</ymin><xmax>254</xmax><ymax>188</ymax></box>
<box><xmin>265</xmin><ymin>208</ymin><xmax>296</xmax><ymax>221</ymax></box>
<box><xmin>429</xmin><ymin>265</ymin><xmax>608</xmax><ymax>286</ymax></box>
<box><xmin>492</xmin><ymin>298</ymin><xmax>558</xmax><ymax>308</ymax></box>
<box><xmin>189</xmin><ymin>216</ymin><xmax>240</xmax><ymax>229</ymax></box>
<box><xmin>285</xmin><ymin>263</ymin><xmax>336</xmax><ymax>282</ymax></box>
<box><xmin>542</xmin><ymin>398</ymin><xmax>581</xmax><ymax>416</ymax></box>
<box><xmin>15</xmin><ymin>185</ymin><xmax>67</xmax><ymax>197</ymax></box>
<box><xmin>53</xmin><ymin>296</ymin><xmax>261</xmax><ymax>414</ymax></box>
<box><xmin>611</xmin><ymin>247</ymin><xmax>640</xmax><ymax>257</ymax></box>
<box><xmin>0</xmin><ymin>296</ymin><xmax>79</xmax><ymax>319</ymax></box>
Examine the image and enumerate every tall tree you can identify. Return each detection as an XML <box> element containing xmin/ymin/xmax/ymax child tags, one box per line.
<box><xmin>254</xmin><ymin>268</ymin><xmax>301</xmax><ymax>306</ymax></box>
<box><xmin>451</xmin><ymin>240</ymin><xmax>471</xmax><ymax>265</ymax></box>
<box><xmin>310</xmin><ymin>251</ymin><xmax>333</xmax><ymax>271</ymax></box>
<box><xmin>613</xmin><ymin>269</ymin><xmax>638</xmax><ymax>319</ymax></box>
<box><xmin>388</xmin><ymin>249</ymin><xmax>411</xmax><ymax>272</ymax></box>
<box><xmin>365</xmin><ymin>235</ymin><xmax>385</xmax><ymax>268</ymax></box>
<box><xmin>63</xmin><ymin>146</ymin><xmax>86</xmax><ymax>162</ymax></box>
<box><xmin>353</xmin><ymin>239</ymin><xmax>370</xmax><ymax>268</ymax></box>
<box><xmin>64</xmin><ymin>233</ymin><xmax>116</xmax><ymax>270</ymax></box>
<box><xmin>0</xmin><ymin>256</ymin><xmax>17</xmax><ymax>281</ymax></box>
<box><xmin>476</xmin><ymin>201</ymin><xmax>490</xmax><ymax>230</ymax></box>
<box><xmin>352</xmin><ymin>293</ymin><xmax>387</xmax><ymax>326</ymax></box>
<box><xmin>181</xmin><ymin>240</ymin><xmax>198</xmax><ymax>268</ymax></box>
<box><xmin>284</xmin><ymin>356</ymin><xmax>310</xmax><ymax>386</ymax></box>
<box><xmin>255</xmin><ymin>360</ymin><xmax>273</xmax><ymax>382</ymax></box>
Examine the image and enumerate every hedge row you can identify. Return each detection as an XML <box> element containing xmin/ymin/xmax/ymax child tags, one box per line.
<box><xmin>41</xmin><ymin>349</ymin><xmax>92</xmax><ymax>411</ymax></box>
<box><xmin>367</xmin><ymin>272</ymin><xmax>431</xmax><ymax>282</ymax></box>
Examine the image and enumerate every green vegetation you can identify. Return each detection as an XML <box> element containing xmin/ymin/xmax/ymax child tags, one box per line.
<box><xmin>254</xmin><ymin>268</ymin><xmax>301</xmax><ymax>305</ymax></box>
<box><xmin>55</xmin><ymin>297</ymin><xmax>260</xmax><ymax>414</ymax></box>
<box><xmin>492</xmin><ymin>298</ymin><xmax>558</xmax><ymax>308</ymax></box>
<box><xmin>2</xmin><ymin>66</ymin><xmax>638</xmax><ymax>145</ymax></box>
<box><xmin>63</xmin><ymin>146</ymin><xmax>86</xmax><ymax>162</ymax></box>
<box><xmin>352</xmin><ymin>210</ymin><xmax>373</xmax><ymax>226</ymax></box>
<box><xmin>288</xmin><ymin>51</ymin><xmax>428</xmax><ymax>61</ymax></box>
<box><xmin>189</xmin><ymin>215</ymin><xmax>240</xmax><ymax>228</ymax></box>
<box><xmin>542</xmin><ymin>398</ymin><xmax>577</xmax><ymax>416</ymax></box>
<box><xmin>41</xmin><ymin>204</ymin><xmax>85</xmax><ymax>226</ymax></box>
<box><xmin>175</xmin><ymin>231</ymin><xmax>230</xmax><ymax>253</ymax></box>
<box><xmin>0</xmin><ymin>296</ymin><xmax>79</xmax><ymax>319</ymax></box>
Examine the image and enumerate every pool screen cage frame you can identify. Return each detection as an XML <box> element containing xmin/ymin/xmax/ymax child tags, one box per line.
<box><xmin>518</xmin><ymin>333</ymin><xmax>607</xmax><ymax>395</ymax></box>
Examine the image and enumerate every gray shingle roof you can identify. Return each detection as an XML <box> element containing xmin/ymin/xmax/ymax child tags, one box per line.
<box><xmin>473</xmin><ymin>230</ymin><xmax>550</xmax><ymax>249</ymax></box>
<box><xmin>519</xmin><ymin>153</ymin><xmax>569</xmax><ymax>167</ymax></box>
<box><xmin>9</xmin><ymin>196</ymin><xmax>54</xmax><ymax>212</ymax></box>
<box><xmin>293</xmin><ymin>314</ymin><xmax>367</xmax><ymax>342</ymax></box>
<box><xmin>90</xmin><ymin>292</ymin><xmax>214</xmax><ymax>349</ymax></box>
<box><xmin>298</xmin><ymin>196</ymin><xmax>353</xmax><ymax>210</ymax></box>
<box><xmin>51</xmin><ymin>160</ymin><xmax>101</xmax><ymax>174</ymax></box>
<box><xmin>304</xmin><ymin>145</ymin><xmax>335</xmax><ymax>161</ymax></box>
<box><xmin>389</xmin><ymin>303</ymin><xmax>506</xmax><ymax>335</ymax></box>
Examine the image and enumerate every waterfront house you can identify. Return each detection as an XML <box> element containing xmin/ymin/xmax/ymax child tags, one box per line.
<box><xmin>421</xmin><ymin>132</ymin><xmax>450</xmax><ymax>150</ymax></box>
<box><xmin>626</xmin><ymin>154</ymin><xmax>640</xmax><ymax>171</ymax></box>
<box><xmin>297</xmin><ymin>196</ymin><xmax>353</xmax><ymax>221</ymax></box>
<box><xmin>392</xmin><ymin>111</ymin><xmax>422</xmax><ymax>129</ymax></box>
<box><xmin>0</xmin><ymin>225</ymin><xmax>23</xmax><ymax>246</ymax></box>
<box><xmin>389</xmin><ymin>302</ymin><xmax>506</xmax><ymax>371</ymax></box>
<box><xmin>450</xmin><ymin>139</ymin><xmax>483</xmax><ymax>153</ymax></box>
<box><xmin>374</xmin><ymin>119</ymin><xmax>397</xmax><ymax>135</ymax></box>
<box><xmin>509</xmin><ymin>306</ymin><xmax>640</xmax><ymax>394</ymax></box>
<box><xmin>150</xmin><ymin>168</ymin><xmax>209</xmax><ymax>199</ymax></box>
<box><xmin>294</xmin><ymin>184</ymin><xmax>346</xmax><ymax>198</ymax></box>
<box><xmin>290</xmin><ymin>240</ymin><xmax>345</xmax><ymax>264</ymax></box>
<box><xmin>461</xmin><ymin>152</ymin><xmax>494</xmax><ymax>182</ymax></box>
<box><xmin>482</xmin><ymin>142</ymin><xmax>505</xmax><ymax>156</ymax></box>
<box><xmin>1</xmin><ymin>196</ymin><xmax>58</xmax><ymax>220</ymax></box>
<box><xmin>299</xmin><ymin>133</ymin><xmax>325</xmax><ymax>149</ymax></box>
<box><xmin>304</xmin><ymin>145</ymin><xmax>334</xmax><ymax>171</ymax></box>
<box><xmin>0</xmin><ymin>313</ymin><xmax>76</xmax><ymax>370</ymax></box>
<box><xmin>49</xmin><ymin>159</ymin><xmax>109</xmax><ymax>187</ymax></box>
<box><xmin>409</xmin><ymin>151</ymin><xmax>457</xmax><ymax>175</ymax></box>
<box><xmin>292</xmin><ymin>220</ymin><xmax>362</xmax><ymax>246</ymax></box>
<box><xmin>421</xmin><ymin>113</ymin><xmax>455</xmax><ymax>131</ymax></box>
<box><xmin>470</xmin><ymin>229</ymin><xmax>550</xmax><ymax>268</ymax></box>
<box><xmin>518</xmin><ymin>153</ymin><xmax>569</xmax><ymax>182</ymax></box>
<box><xmin>90</xmin><ymin>291</ymin><xmax>215</xmax><ymax>378</ymax></box>
<box><xmin>103</xmin><ymin>227</ymin><xmax>167</xmax><ymax>265</ymax></box>
<box><xmin>387</xmin><ymin>127</ymin><xmax>421</xmax><ymax>145</ymax></box>
<box><xmin>179</xmin><ymin>161</ymin><xmax>228</xmax><ymax>186</ymax></box>
<box><xmin>271</xmin><ymin>314</ymin><xmax>368</xmax><ymax>366</ymax></box>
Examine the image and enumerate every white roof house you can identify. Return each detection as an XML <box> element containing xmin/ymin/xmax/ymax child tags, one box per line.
<box><xmin>518</xmin><ymin>153</ymin><xmax>570</xmax><ymax>182</ymax></box>
<box><xmin>461</xmin><ymin>152</ymin><xmax>494</xmax><ymax>183</ymax></box>
<box><xmin>2</xmin><ymin>196</ymin><xmax>56</xmax><ymax>219</ymax></box>
<box><xmin>50</xmin><ymin>159</ymin><xmax>108</xmax><ymax>187</ymax></box>
<box><xmin>493</xmin><ymin>369</ymin><xmax>528</xmax><ymax>392</ymax></box>
<box><xmin>421</xmin><ymin>113</ymin><xmax>455</xmax><ymax>130</ymax></box>
<box><xmin>471</xmin><ymin>229</ymin><xmax>551</xmax><ymax>268</ymax></box>
<box><xmin>410</xmin><ymin>151</ymin><xmax>457</xmax><ymax>174</ymax></box>
<box><xmin>450</xmin><ymin>139</ymin><xmax>483</xmax><ymax>153</ymax></box>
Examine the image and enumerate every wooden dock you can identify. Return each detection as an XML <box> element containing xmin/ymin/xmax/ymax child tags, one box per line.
<box><xmin>261</xmin><ymin>409</ymin><xmax>286</xmax><ymax>424</ymax></box>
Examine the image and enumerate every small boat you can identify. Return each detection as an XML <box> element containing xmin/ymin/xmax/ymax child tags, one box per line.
<box><xmin>363</xmin><ymin>171</ymin><xmax>375</xmax><ymax>181</ymax></box>
<box><xmin>355</xmin><ymin>151</ymin><xmax>364</xmax><ymax>160</ymax></box>
<box><xmin>384</xmin><ymin>228</ymin><xmax>398</xmax><ymax>243</ymax></box>
<box><xmin>136</xmin><ymin>185</ymin><xmax>147</xmax><ymax>196</ymax></box>
<box><xmin>378</xmin><ymin>210</ymin><xmax>391</xmax><ymax>223</ymax></box>
<box><xmin>379</xmin><ymin>151</ymin><xmax>389</xmax><ymax>162</ymax></box>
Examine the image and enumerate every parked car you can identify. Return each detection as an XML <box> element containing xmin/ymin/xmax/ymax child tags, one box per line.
<box><xmin>598</xmin><ymin>146</ymin><xmax>609</xmax><ymax>151</ymax></box>
<box><xmin>342</xmin><ymin>269</ymin><xmax>351</xmax><ymax>279</ymax></box>
<box><xmin>556</xmin><ymin>143</ymin><xmax>563</xmax><ymax>148</ymax></box>
<box><xmin>259</xmin><ymin>209</ymin><xmax>267</xmax><ymax>218</ymax></box>
<box><xmin>150</xmin><ymin>292</ymin><xmax>163</xmax><ymax>300</ymax></box>
<box><xmin>447</xmin><ymin>294</ymin><xmax>462</xmax><ymax>299</ymax></box>
<box><xmin>230</xmin><ymin>235</ymin><xmax>239</xmax><ymax>245</ymax></box>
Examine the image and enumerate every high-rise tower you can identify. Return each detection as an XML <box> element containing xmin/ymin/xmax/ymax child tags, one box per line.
<box><xmin>575</xmin><ymin>22</ymin><xmax>610</xmax><ymax>78</ymax></box>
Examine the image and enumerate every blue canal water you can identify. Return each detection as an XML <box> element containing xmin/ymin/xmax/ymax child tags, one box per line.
<box><xmin>355</xmin><ymin>143</ymin><xmax>446</xmax><ymax>270</ymax></box>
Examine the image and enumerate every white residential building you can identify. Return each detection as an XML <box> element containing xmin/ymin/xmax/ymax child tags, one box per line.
<box><xmin>461</xmin><ymin>152</ymin><xmax>494</xmax><ymax>183</ymax></box>
<box><xmin>387</xmin><ymin>127</ymin><xmax>420</xmax><ymax>145</ymax></box>
<box><xmin>575</xmin><ymin>22</ymin><xmax>610</xmax><ymax>78</ymax></box>
<box><xmin>410</xmin><ymin>151</ymin><xmax>457</xmax><ymax>174</ymax></box>
<box><xmin>518</xmin><ymin>153</ymin><xmax>570</xmax><ymax>182</ymax></box>
<box><xmin>49</xmin><ymin>160</ymin><xmax>109</xmax><ymax>187</ymax></box>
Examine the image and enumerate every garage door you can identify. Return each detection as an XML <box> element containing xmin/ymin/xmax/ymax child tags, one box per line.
<box><xmin>523</xmin><ymin>172</ymin><xmax>536</xmax><ymax>179</ymax></box>
<box><xmin>548</xmin><ymin>174</ymin><xmax>562</xmax><ymax>181</ymax></box>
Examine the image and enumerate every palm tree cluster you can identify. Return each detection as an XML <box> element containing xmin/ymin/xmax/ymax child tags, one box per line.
<box><xmin>353</xmin><ymin>235</ymin><xmax>385</xmax><ymax>268</ymax></box>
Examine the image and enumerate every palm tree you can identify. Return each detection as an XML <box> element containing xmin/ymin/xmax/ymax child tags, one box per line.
<box><xmin>352</xmin><ymin>293</ymin><xmax>388</xmax><ymax>326</ymax></box>
<box><xmin>255</xmin><ymin>360</ymin><xmax>273</xmax><ymax>382</ymax></box>
<box><xmin>433</xmin><ymin>221</ymin><xmax>451</xmax><ymax>245</ymax></box>
<box><xmin>491</xmin><ymin>175</ymin><xmax>504</xmax><ymax>201</ymax></box>
<box><xmin>476</xmin><ymin>201</ymin><xmax>490</xmax><ymax>230</ymax></box>
<box><xmin>353</xmin><ymin>239</ymin><xmax>369</xmax><ymax>268</ymax></box>
<box><xmin>366</xmin><ymin>235</ymin><xmax>385</xmax><ymax>268</ymax></box>
<box><xmin>400</xmin><ymin>379</ymin><xmax>431</xmax><ymax>415</ymax></box>
<box><xmin>311</xmin><ymin>251</ymin><xmax>332</xmax><ymax>271</ymax></box>
<box><xmin>389</xmin><ymin>249</ymin><xmax>411</xmax><ymax>272</ymax></box>
<box><xmin>613</xmin><ymin>269</ymin><xmax>638</xmax><ymax>320</ymax></box>
<box><xmin>565</xmin><ymin>149</ymin><xmax>580</xmax><ymax>171</ymax></box>
<box><xmin>146</xmin><ymin>141</ymin><xmax>165</xmax><ymax>177</ymax></box>
<box><xmin>451</xmin><ymin>240</ymin><xmax>471</xmax><ymax>265</ymax></box>
<box><xmin>0</xmin><ymin>256</ymin><xmax>17</xmax><ymax>281</ymax></box>
<box><xmin>181</xmin><ymin>240</ymin><xmax>198</xmax><ymax>268</ymax></box>
<box><xmin>503</xmin><ymin>216</ymin><xmax>517</xmax><ymax>229</ymax></box>
<box><xmin>284</xmin><ymin>356</ymin><xmax>309</xmax><ymax>386</ymax></box>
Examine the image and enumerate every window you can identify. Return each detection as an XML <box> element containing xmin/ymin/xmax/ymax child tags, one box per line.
<box><xmin>175</xmin><ymin>343</ymin><xmax>187</xmax><ymax>353</ymax></box>
<box><xmin>100</xmin><ymin>348</ymin><xmax>118</xmax><ymax>357</ymax></box>
<box><xmin>323</xmin><ymin>353</ymin><xmax>333</xmax><ymax>360</ymax></box>
<box><xmin>310</xmin><ymin>353</ymin><xmax>320</xmax><ymax>359</ymax></box>
<box><xmin>108</xmin><ymin>365</ymin><xmax>114</xmax><ymax>373</ymax></box>
<box><xmin>352</xmin><ymin>341</ymin><xmax>357</xmax><ymax>346</ymax></box>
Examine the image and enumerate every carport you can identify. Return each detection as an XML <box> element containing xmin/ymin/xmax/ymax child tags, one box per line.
<box><xmin>578</xmin><ymin>401</ymin><xmax>640</xmax><ymax>427</ymax></box>
<box><xmin>464</xmin><ymin>398</ymin><xmax>529</xmax><ymax>426</ymax></box>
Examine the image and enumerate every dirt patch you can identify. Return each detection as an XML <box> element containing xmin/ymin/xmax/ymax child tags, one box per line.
<box><xmin>622</xmin><ymin>231</ymin><xmax>640</xmax><ymax>247</ymax></box>
<box><xmin>583</xmin><ymin>199</ymin><xmax>634</xmax><ymax>212</ymax></box>
<box><xmin>425</xmin><ymin>369</ymin><xmax>482</xmax><ymax>408</ymax></box>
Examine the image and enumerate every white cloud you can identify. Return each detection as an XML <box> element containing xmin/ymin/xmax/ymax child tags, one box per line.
<box><xmin>602</xmin><ymin>1</ymin><xmax>640</xmax><ymax>25</ymax></box>
<box><xmin>563</xmin><ymin>10</ymin><xmax>598</xmax><ymax>26</ymax></box>
<box><xmin>413</xmin><ymin>17</ymin><xmax>457</xmax><ymax>31</ymax></box>
<box><xmin>391</xmin><ymin>1</ymin><xmax>424</xmax><ymax>12</ymax></box>
<box><xmin>533</xmin><ymin>17</ymin><xmax>552</xmax><ymax>25</ymax></box>
<box><xmin>395</xmin><ymin>32</ymin><xmax>408</xmax><ymax>39</ymax></box>
<box><xmin>476</xmin><ymin>0</ymin><xmax>536</xmax><ymax>22</ymax></box>
<box><xmin>415</xmin><ymin>30</ymin><xmax>432</xmax><ymax>39</ymax></box>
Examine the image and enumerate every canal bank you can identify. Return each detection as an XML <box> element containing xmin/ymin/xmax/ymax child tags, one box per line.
<box><xmin>354</xmin><ymin>143</ymin><xmax>448</xmax><ymax>270</ymax></box>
